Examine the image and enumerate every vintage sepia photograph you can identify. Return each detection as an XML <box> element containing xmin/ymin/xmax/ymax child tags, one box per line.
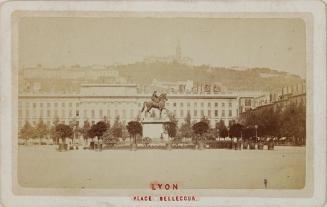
<box><xmin>15</xmin><ymin>14</ymin><xmax>308</xmax><ymax>191</ymax></box>
<box><xmin>0</xmin><ymin>1</ymin><xmax>326</xmax><ymax>207</ymax></box>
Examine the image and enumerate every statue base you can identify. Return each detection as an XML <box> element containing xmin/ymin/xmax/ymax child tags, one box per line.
<box><xmin>141</xmin><ymin>117</ymin><xmax>170</xmax><ymax>141</ymax></box>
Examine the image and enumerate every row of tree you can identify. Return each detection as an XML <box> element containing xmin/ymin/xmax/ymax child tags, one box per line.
<box><xmin>238</xmin><ymin>102</ymin><xmax>306</xmax><ymax>142</ymax></box>
<box><xmin>19</xmin><ymin>116</ymin><xmax>127</xmax><ymax>144</ymax></box>
<box><xmin>164</xmin><ymin>103</ymin><xmax>305</xmax><ymax>143</ymax></box>
<box><xmin>20</xmin><ymin>102</ymin><xmax>305</xmax><ymax>145</ymax></box>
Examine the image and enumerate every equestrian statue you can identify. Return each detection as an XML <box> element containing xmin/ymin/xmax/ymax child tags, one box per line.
<box><xmin>141</xmin><ymin>91</ymin><xmax>168</xmax><ymax>117</ymax></box>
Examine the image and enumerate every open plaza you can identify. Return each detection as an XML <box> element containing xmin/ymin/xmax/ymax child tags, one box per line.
<box><xmin>17</xmin><ymin>145</ymin><xmax>305</xmax><ymax>189</ymax></box>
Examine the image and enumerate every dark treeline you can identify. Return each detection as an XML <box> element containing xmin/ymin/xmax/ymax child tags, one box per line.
<box><xmin>238</xmin><ymin>103</ymin><xmax>306</xmax><ymax>144</ymax></box>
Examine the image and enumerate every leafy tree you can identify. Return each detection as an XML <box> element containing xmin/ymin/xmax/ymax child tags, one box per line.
<box><xmin>216</xmin><ymin>120</ymin><xmax>228</xmax><ymax>138</ymax></box>
<box><xmin>52</xmin><ymin>117</ymin><xmax>60</xmax><ymax>126</ymax></box>
<box><xmin>164</xmin><ymin>122</ymin><xmax>177</xmax><ymax>138</ymax></box>
<box><xmin>179</xmin><ymin>111</ymin><xmax>192</xmax><ymax>138</ymax></box>
<box><xmin>35</xmin><ymin>119</ymin><xmax>48</xmax><ymax>144</ymax></box>
<box><xmin>49</xmin><ymin>124</ymin><xmax>59</xmax><ymax>144</ymax></box>
<box><xmin>127</xmin><ymin>121</ymin><xmax>143</xmax><ymax>144</ymax></box>
<box><xmin>229</xmin><ymin>123</ymin><xmax>243</xmax><ymax>138</ymax></box>
<box><xmin>88</xmin><ymin>121</ymin><xmax>108</xmax><ymax>140</ymax></box>
<box><xmin>192</xmin><ymin>121</ymin><xmax>209</xmax><ymax>144</ymax></box>
<box><xmin>243</xmin><ymin>126</ymin><xmax>255</xmax><ymax>139</ymax></box>
<box><xmin>200</xmin><ymin>116</ymin><xmax>210</xmax><ymax>125</ymax></box>
<box><xmin>55</xmin><ymin>124</ymin><xmax>73</xmax><ymax>143</ymax></box>
<box><xmin>20</xmin><ymin>121</ymin><xmax>34</xmax><ymax>144</ymax></box>
<box><xmin>278</xmin><ymin>103</ymin><xmax>306</xmax><ymax>144</ymax></box>
<box><xmin>240</xmin><ymin>102</ymin><xmax>306</xmax><ymax>144</ymax></box>
<box><xmin>111</xmin><ymin>116</ymin><xmax>123</xmax><ymax>138</ymax></box>
<box><xmin>295</xmin><ymin>103</ymin><xmax>306</xmax><ymax>144</ymax></box>
<box><xmin>168</xmin><ymin>112</ymin><xmax>178</xmax><ymax>124</ymax></box>
<box><xmin>82</xmin><ymin>120</ymin><xmax>91</xmax><ymax>140</ymax></box>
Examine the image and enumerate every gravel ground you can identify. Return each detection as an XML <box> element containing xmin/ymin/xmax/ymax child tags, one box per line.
<box><xmin>17</xmin><ymin>145</ymin><xmax>305</xmax><ymax>189</ymax></box>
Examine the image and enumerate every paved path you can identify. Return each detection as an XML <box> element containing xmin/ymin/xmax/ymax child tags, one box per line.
<box><xmin>17</xmin><ymin>146</ymin><xmax>305</xmax><ymax>189</ymax></box>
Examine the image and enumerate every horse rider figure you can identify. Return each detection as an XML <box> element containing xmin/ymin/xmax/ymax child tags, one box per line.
<box><xmin>141</xmin><ymin>91</ymin><xmax>168</xmax><ymax>117</ymax></box>
<box><xmin>151</xmin><ymin>91</ymin><xmax>160</xmax><ymax>104</ymax></box>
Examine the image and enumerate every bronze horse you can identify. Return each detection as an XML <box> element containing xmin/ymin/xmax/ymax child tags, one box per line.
<box><xmin>141</xmin><ymin>93</ymin><xmax>168</xmax><ymax>117</ymax></box>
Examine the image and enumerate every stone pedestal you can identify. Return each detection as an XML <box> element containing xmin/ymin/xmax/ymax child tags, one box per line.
<box><xmin>141</xmin><ymin>115</ymin><xmax>170</xmax><ymax>141</ymax></box>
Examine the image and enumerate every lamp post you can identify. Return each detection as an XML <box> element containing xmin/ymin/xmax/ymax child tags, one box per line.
<box><xmin>255</xmin><ymin>125</ymin><xmax>258</xmax><ymax>141</ymax></box>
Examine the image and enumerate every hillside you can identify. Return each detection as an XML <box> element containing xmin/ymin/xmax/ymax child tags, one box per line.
<box><xmin>113</xmin><ymin>61</ymin><xmax>304</xmax><ymax>91</ymax></box>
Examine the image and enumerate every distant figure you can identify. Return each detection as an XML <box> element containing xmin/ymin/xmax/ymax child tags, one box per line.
<box><xmin>151</xmin><ymin>91</ymin><xmax>159</xmax><ymax>103</ymax></box>
<box><xmin>264</xmin><ymin>179</ymin><xmax>268</xmax><ymax>188</ymax></box>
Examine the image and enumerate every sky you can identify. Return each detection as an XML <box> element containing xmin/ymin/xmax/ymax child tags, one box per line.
<box><xmin>18</xmin><ymin>17</ymin><xmax>306</xmax><ymax>78</ymax></box>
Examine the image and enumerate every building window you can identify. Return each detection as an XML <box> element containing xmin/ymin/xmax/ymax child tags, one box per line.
<box><xmin>194</xmin><ymin>103</ymin><xmax>197</xmax><ymax>107</ymax></box>
<box><xmin>194</xmin><ymin>110</ymin><xmax>197</xmax><ymax>117</ymax></box>
<box><xmin>180</xmin><ymin>110</ymin><xmax>184</xmax><ymax>117</ymax></box>
<box><xmin>76</xmin><ymin>110</ymin><xmax>79</xmax><ymax>117</ymax></box>
<box><xmin>40</xmin><ymin>110</ymin><xmax>43</xmax><ymax>117</ymax></box>
<box><xmin>99</xmin><ymin>110</ymin><xmax>103</xmax><ymax>118</ymax></box>
<box><xmin>222</xmin><ymin>102</ymin><xmax>225</xmax><ymax>107</ymax></box>
<box><xmin>229</xmin><ymin>110</ymin><xmax>232</xmax><ymax>117</ymax></box>
<box><xmin>47</xmin><ymin>103</ymin><xmax>51</xmax><ymax>107</ymax></box>
<box><xmin>208</xmin><ymin>103</ymin><xmax>211</xmax><ymax>107</ymax></box>
<box><xmin>173</xmin><ymin>103</ymin><xmax>177</xmax><ymax>107</ymax></box>
<box><xmin>54</xmin><ymin>110</ymin><xmax>58</xmax><ymax>117</ymax></box>
<box><xmin>180</xmin><ymin>102</ymin><xmax>184</xmax><ymax>107</ymax></box>
<box><xmin>47</xmin><ymin>110</ymin><xmax>51</xmax><ymax>117</ymax></box>
<box><xmin>245</xmin><ymin>99</ymin><xmax>251</xmax><ymax>106</ymax></box>
<box><xmin>208</xmin><ymin>110</ymin><xmax>211</xmax><ymax>117</ymax></box>
<box><xmin>33</xmin><ymin>103</ymin><xmax>36</xmax><ymax>108</ymax></box>
<box><xmin>61</xmin><ymin>110</ymin><xmax>65</xmax><ymax>117</ymax></box>
<box><xmin>201</xmin><ymin>102</ymin><xmax>204</xmax><ymax>107</ymax></box>
<box><xmin>222</xmin><ymin>110</ymin><xmax>225</xmax><ymax>117</ymax></box>
<box><xmin>69</xmin><ymin>103</ymin><xmax>72</xmax><ymax>107</ymax></box>
<box><xmin>130</xmin><ymin>109</ymin><xmax>134</xmax><ymax>118</ymax></box>
<box><xmin>187</xmin><ymin>103</ymin><xmax>190</xmax><ymax>107</ymax></box>
<box><xmin>76</xmin><ymin>103</ymin><xmax>79</xmax><ymax>107</ymax></box>
<box><xmin>62</xmin><ymin>103</ymin><xmax>65</xmax><ymax>107</ymax></box>
<box><xmin>54</xmin><ymin>103</ymin><xmax>58</xmax><ymax>107</ymax></box>
<box><xmin>229</xmin><ymin>102</ymin><xmax>232</xmax><ymax>107</ymax></box>
<box><xmin>69</xmin><ymin>110</ymin><xmax>72</xmax><ymax>117</ymax></box>
<box><xmin>122</xmin><ymin>110</ymin><xmax>127</xmax><ymax>119</ymax></box>
<box><xmin>215</xmin><ymin>102</ymin><xmax>218</xmax><ymax>107</ymax></box>
<box><xmin>215</xmin><ymin>110</ymin><xmax>218</xmax><ymax>117</ymax></box>
<box><xmin>201</xmin><ymin>110</ymin><xmax>204</xmax><ymax>117</ymax></box>
<box><xmin>91</xmin><ymin>110</ymin><xmax>95</xmax><ymax>118</ymax></box>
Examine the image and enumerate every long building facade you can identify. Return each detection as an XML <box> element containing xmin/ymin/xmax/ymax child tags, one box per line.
<box><xmin>18</xmin><ymin>84</ymin><xmax>241</xmax><ymax>130</ymax></box>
